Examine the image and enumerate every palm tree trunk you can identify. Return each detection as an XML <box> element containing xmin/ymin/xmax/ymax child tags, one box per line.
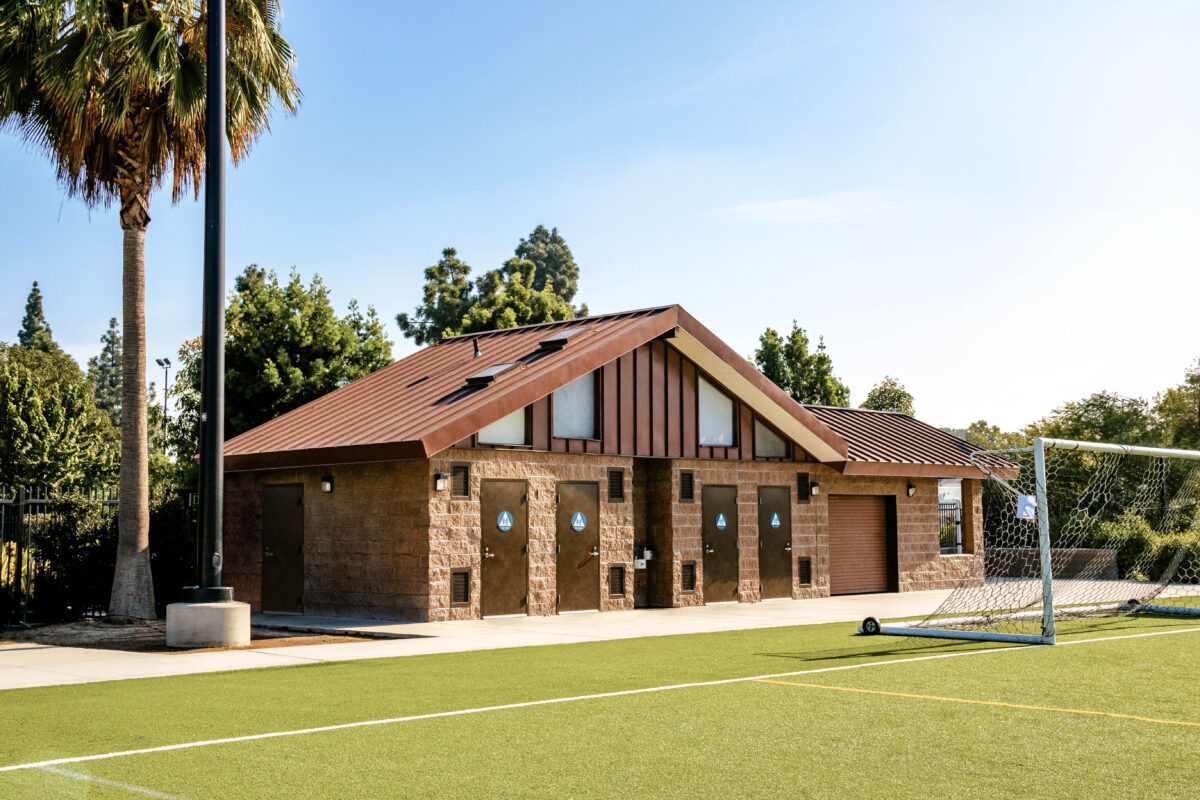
<box><xmin>109</xmin><ymin>224</ymin><xmax>155</xmax><ymax>620</ymax></box>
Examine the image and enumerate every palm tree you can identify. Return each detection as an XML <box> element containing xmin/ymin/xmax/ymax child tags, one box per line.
<box><xmin>0</xmin><ymin>0</ymin><xmax>299</xmax><ymax>619</ymax></box>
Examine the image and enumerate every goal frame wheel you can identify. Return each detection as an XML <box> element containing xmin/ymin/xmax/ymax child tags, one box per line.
<box><xmin>860</xmin><ymin>617</ymin><xmax>881</xmax><ymax>635</ymax></box>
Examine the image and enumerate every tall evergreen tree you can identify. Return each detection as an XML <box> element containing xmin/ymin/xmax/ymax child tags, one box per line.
<box><xmin>17</xmin><ymin>281</ymin><xmax>60</xmax><ymax>354</ymax></box>
<box><xmin>513</xmin><ymin>225</ymin><xmax>581</xmax><ymax>304</ymax></box>
<box><xmin>87</xmin><ymin>317</ymin><xmax>122</xmax><ymax>427</ymax></box>
<box><xmin>754</xmin><ymin>322</ymin><xmax>850</xmax><ymax>406</ymax></box>
<box><xmin>396</xmin><ymin>248</ymin><xmax>475</xmax><ymax>345</ymax></box>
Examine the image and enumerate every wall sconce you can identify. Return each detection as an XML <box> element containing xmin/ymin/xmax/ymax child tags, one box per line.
<box><xmin>810</xmin><ymin>481</ymin><xmax>820</xmax><ymax>496</ymax></box>
<box><xmin>907</xmin><ymin>482</ymin><xmax>917</xmax><ymax>497</ymax></box>
<box><xmin>434</xmin><ymin>472</ymin><xmax>449</xmax><ymax>491</ymax></box>
<box><xmin>321</xmin><ymin>475</ymin><xmax>334</xmax><ymax>494</ymax></box>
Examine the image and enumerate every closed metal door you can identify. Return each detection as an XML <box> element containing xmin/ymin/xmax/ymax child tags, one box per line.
<box><xmin>481</xmin><ymin>480</ymin><xmax>528</xmax><ymax>616</ymax></box>
<box><xmin>556</xmin><ymin>482</ymin><xmax>600</xmax><ymax>612</ymax></box>
<box><xmin>701</xmin><ymin>485</ymin><xmax>738</xmax><ymax>603</ymax></box>
<box><xmin>828</xmin><ymin>495</ymin><xmax>889</xmax><ymax>595</ymax></box>
<box><xmin>262</xmin><ymin>484</ymin><xmax>304</xmax><ymax>614</ymax></box>
<box><xmin>758</xmin><ymin>486</ymin><xmax>792</xmax><ymax>599</ymax></box>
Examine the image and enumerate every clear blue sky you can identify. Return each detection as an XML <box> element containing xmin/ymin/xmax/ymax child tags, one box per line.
<box><xmin>2</xmin><ymin>1</ymin><xmax>1198</xmax><ymax>430</ymax></box>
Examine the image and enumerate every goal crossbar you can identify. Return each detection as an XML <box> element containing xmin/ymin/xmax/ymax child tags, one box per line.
<box><xmin>864</xmin><ymin>438</ymin><xmax>1200</xmax><ymax>645</ymax></box>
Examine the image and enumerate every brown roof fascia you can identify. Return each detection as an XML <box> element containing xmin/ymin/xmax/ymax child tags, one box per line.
<box><xmin>224</xmin><ymin>440</ymin><xmax>427</xmax><ymax>472</ymax></box>
<box><xmin>418</xmin><ymin>307</ymin><xmax>684</xmax><ymax>456</ymax></box>
<box><xmin>673</xmin><ymin>307</ymin><xmax>849</xmax><ymax>461</ymax></box>
<box><xmin>837</xmin><ymin>461</ymin><xmax>990</xmax><ymax>479</ymax></box>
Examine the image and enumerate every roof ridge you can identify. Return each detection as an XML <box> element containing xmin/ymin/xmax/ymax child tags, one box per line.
<box><xmin>435</xmin><ymin>305</ymin><xmax>677</xmax><ymax>343</ymax></box>
<box><xmin>803</xmin><ymin>404</ymin><xmax>909</xmax><ymax>417</ymax></box>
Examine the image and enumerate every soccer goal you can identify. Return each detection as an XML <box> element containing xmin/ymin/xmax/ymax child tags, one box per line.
<box><xmin>860</xmin><ymin>437</ymin><xmax>1200</xmax><ymax>645</ymax></box>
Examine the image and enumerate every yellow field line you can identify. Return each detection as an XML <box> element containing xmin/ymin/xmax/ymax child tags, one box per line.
<box><xmin>753</xmin><ymin>679</ymin><xmax>1200</xmax><ymax>729</ymax></box>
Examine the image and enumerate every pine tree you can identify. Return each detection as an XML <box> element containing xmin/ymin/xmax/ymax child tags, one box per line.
<box><xmin>87</xmin><ymin>317</ymin><xmax>122</xmax><ymax>427</ymax></box>
<box><xmin>753</xmin><ymin>322</ymin><xmax>850</xmax><ymax>406</ymax></box>
<box><xmin>18</xmin><ymin>281</ymin><xmax>61</xmax><ymax>355</ymax></box>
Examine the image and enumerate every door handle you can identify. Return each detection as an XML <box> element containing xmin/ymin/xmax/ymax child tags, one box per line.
<box><xmin>704</xmin><ymin>545</ymin><xmax>715</xmax><ymax>554</ymax></box>
<box><xmin>264</xmin><ymin>547</ymin><xmax>274</xmax><ymax>558</ymax></box>
<box><xmin>590</xmin><ymin>546</ymin><xmax>599</xmax><ymax>557</ymax></box>
<box><xmin>784</xmin><ymin>544</ymin><xmax>792</xmax><ymax>552</ymax></box>
<box><xmin>483</xmin><ymin>549</ymin><xmax>495</xmax><ymax>559</ymax></box>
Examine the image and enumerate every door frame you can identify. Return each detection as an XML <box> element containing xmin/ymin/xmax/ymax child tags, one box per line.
<box><xmin>757</xmin><ymin>484</ymin><xmax>793</xmax><ymax>599</ymax></box>
<box><xmin>479</xmin><ymin>478</ymin><xmax>529</xmax><ymax>617</ymax></box>
<box><xmin>555</xmin><ymin>480</ymin><xmax>601</xmax><ymax>613</ymax></box>
<box><xmin>261</xmin><ymin>482</ymin><xmax>304</xmax><ymax>615</ymax></box>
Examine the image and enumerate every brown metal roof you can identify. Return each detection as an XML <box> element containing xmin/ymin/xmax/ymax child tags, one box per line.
<box><xmin>802</xmin><ymin>405</ymin><xmax>992</xmax><ymax>478</ymax></box>
<box><xmin>224</xmin><ymin>305</ymin><xmax>851</xmax><ymax>471</ymax></box>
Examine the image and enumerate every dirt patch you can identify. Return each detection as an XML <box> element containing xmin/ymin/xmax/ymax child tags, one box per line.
<box><xmin>0</xmin><ymin>619</ymin><xmax>374</xmax><ymax>654</ymax></box>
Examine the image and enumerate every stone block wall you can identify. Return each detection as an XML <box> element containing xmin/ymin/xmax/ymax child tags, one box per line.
<box><xmin>427</xmin><ymin>448</ymin><xmax>637</xmax><ymax>621</ymax></box>
<box><xmin>223</xmin><ymin>461</ymin><xmax>429</xmax><ymax>619</ymax></box>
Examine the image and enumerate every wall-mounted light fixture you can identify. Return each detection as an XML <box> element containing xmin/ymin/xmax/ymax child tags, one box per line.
<box><xmin>434</xmin><ymin>472</ymin><xmax>449</xmax><ymax>492</ymax></box>
<box><xmin>907</xmin><ymin>482</ymin><xmax>917</xmax><ymax>497</ymax></box>
<box><xmin>810</xmin><ymin>481</ymin><xmax>820</xmax><ymax>496</ymax></box>
<box><xmin>321</xmin><ymin>475</ymin><xmax>334</xmax><ymax>494</ymax></box>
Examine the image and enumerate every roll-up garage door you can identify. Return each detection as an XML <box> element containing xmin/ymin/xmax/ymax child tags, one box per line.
<box><xmin>828</xmin><ymin>495</ymin><xmax>889</xmax><ymax>595</ymax></box>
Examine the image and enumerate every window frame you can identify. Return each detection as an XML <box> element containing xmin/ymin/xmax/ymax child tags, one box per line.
<box><xmin>550</xmin><ymin>370</ymin><xmax>601</xmax><ymax>441</ymax></box>
<box><xmin>696</xmin><ymin>372</ymin><xmax>738</xmax><ymax>448</ymax></box>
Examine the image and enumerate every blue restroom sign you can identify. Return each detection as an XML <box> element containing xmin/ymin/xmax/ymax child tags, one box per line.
<box><xmin>715</xmin><ymin>513</ymin><xmax>727</xmax><ymax>530</ymax></box>
<box><xmin>497</xmin><ymin>511</ymin><xmax>514</xmax><ymax>531</ymax></box>
<box><xmin>571</xmin><ymin>512</ymin><xmax>587</xmax><ymax>531</ymax></box>
<box><xmin>770</xmin><ymin>512</ymin><xmax>781</xmax><ymax>529</ymax></box>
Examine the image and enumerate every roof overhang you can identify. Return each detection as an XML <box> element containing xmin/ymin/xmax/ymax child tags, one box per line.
<box><xmin>224</xmin><ymin>440</ymin><xmax>426</xmax><ymax>472</ymax></box>
<box><xmin>837</xmin><ymin>461</ymin><xmax>990</xmax><ymax>479</ymax></box>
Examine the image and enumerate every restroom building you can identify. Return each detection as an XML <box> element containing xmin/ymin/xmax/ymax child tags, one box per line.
<box><xmin>222</xmin><ymin>305</ymin><xmax>986</xmax><ymax>621</ymax></box>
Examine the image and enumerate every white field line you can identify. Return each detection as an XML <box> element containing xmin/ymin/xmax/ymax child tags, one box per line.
<box><xmin>36</xmin><ymin>766</ymin><xmax>192</xmax><ymax>799</ymax></box>
<box><xmin>1</xmin><ymin>626</ymin><xmax>1197</xmax><ymax>776</ymax></box>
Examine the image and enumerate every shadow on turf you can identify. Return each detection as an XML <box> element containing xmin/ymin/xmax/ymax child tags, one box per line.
<box><xmin>754</xmin><ymin>614</ymin><xmax>1185</xmax><ymax>665</ymax></box>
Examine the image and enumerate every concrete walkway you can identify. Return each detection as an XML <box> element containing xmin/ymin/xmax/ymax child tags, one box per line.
<box><xmin>0</xmin><ymin>590</ymin><xmax>949</xmax><ymax>691</ymax></box>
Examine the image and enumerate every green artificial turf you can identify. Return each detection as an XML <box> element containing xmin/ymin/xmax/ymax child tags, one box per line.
<box><xmin>1</xmin><ymin>614</ymin><xmax>1198</xmax><ymax>799</ymax></box>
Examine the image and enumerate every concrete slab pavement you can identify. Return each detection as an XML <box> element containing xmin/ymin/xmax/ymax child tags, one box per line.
<box><xmin>0</xmin><ymin>589</ymin><xmax>950</xmax><ymax>691</ymax></box>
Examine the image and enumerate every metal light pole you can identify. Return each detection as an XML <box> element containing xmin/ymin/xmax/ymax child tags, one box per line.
<box><xmin>190</xmin><ymin>0</ymin><xmax>232</xmax><ymax>604</ymax></box>
<box><xmin>155</xmin><ymin>357</ymin><xmax>171</xmax><ymax>438</ymax></box>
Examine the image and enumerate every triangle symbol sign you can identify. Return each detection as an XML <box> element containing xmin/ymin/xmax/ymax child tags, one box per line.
<box><xmin>770</xmin><ymin>513</ymin><xmax>781</xmax><ymax>528</ymax></box>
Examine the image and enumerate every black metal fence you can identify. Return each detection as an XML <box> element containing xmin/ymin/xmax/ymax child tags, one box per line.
<box><xmin>1</xmin><ymin>485</ymin><xmax>118</xmax><ymax>627</ymax></box>
<box><xmin>939</xmin><ymin>501</ymin><xmax>963</xmax><ymax>554</ymax></box>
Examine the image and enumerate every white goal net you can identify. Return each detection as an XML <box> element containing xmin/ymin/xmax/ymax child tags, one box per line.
<box><xmin>871</xmin><ymin>438</ymin><xmax>1200</xmax><ymax>644</ymax></box>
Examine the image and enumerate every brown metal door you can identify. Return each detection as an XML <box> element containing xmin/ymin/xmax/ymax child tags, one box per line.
<box><xmin>701</xmin><ymin>485</ymin><xmax>738</xmax><ymax>603</ymax></box>
<box><xmin>758</xmin><ymin>486</ymin><xmax>792</xmax><ymax>599</ymax></box>
<box><xmin>828</xmin><ymin>495</ymin><xmax>889</xmax><ymax>595</ymax></box>
<box><xmin>262</xmin><ymin>484</ymin><xmax>304</xmax><ymax>614</ymax></box>
<box><xmin>556</xmin><ymin>482</ymin><xmax>600</xmax><ymax>612</ymax></box>
<box><xmin>481</xmin><ymin>480</ymin><xmax>528</xmax><ymax>616</ymax></box>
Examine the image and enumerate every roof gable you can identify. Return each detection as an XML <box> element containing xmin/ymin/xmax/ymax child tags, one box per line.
<box><xmin>224</xmin><ymin>305</ymin><xmax>850</xmax><ymax>470</ymax></box>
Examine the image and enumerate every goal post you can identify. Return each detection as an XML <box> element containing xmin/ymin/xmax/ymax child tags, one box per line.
<box><xmin>860</xmin><ymin>437</ymin><xmax>1200</xmax><ymax>645</ymax></box>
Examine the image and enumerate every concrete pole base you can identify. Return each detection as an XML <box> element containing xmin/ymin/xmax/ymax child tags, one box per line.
<box><xmin>165</xmin><ymin>601</ymin><xmax>251</xmax><ymax>649</ymax></box>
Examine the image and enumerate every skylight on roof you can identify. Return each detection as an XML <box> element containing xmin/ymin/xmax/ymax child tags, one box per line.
<box><xmin>465</xmin><ymin>363</ymin><xmax>518</xmax><ymax>386</ymax></box>
<box><xmin>538</xmin><ymin>326</ymin><xmax>589</xmax><ymax>350</ymax></box>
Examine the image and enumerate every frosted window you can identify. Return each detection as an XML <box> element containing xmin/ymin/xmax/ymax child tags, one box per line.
<box><xmin>698</xmin><ymin>376</ymin><xmax>734</xmax><ymax>446</ymax></box>
<box><xmin>478</xmin><ymin>408</ymin><xmax>527</xmax><ymax>445</ymax></box>
<box><xmin>553</xmin><ymin>373</ymin><xmax>596</xmax><ymax>439</ymax></box>
<box><xmin>754</xmin><ymin>419</ymin><xmax>788</xmax><ymax>458</ymax></box>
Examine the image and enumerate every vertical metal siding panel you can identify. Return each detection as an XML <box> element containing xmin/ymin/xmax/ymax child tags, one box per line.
<box><xmin>740</xmin><ymin>403</ymin><xmax>754</xmax><ymax>461</ymax></box>
<box><xmin>682</xmin><ymin>359</ymin><xmax>697</xmax><ymax>458</ymax></box>
<box><xmin>651</xmin><ymin>341</ymin><xmax>666</xmax><ymax>457</ymax></box>
<box><xmin>602</xmin><ymin>361</ymin><xmax>618</xmax><ymax>453</ymax></box>
<box><xmin>585</xmin><ymin>439</ymin><xmax>600</xmax><ymax>454</ymax></box>
<box><xmin>532</xmin><ymin>397</ymin><xmax>550</xmax><ymax>451</ymax></box>
<box><xmin>619</xmin><ymin>353</ymin><xmax>635</xmax><ymax>455</ymax></box>
<box><xmin>666</xmin><ymin>347</ymin><xmax>682</xmax><ymax>457</ymax></box>
<box><xmin>635</xmin><ymin>345</ymin><xmax>651</xmax><ymax>456</ymax></box>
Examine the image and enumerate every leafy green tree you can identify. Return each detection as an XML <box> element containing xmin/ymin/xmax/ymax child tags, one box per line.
<box><xmin>175</xmin><ymin>266</ymin><xmax>393</xmax><ymax>441</ymax></box>
<box><xmin>1027</xmin><ymin>391</ymin><xmax>1154</xmax><ymax>445</ymax></box>
<box><xmin>964</xmin><ymin>420</ymin><xmax>1029</xmax><ymax>450</ymax></box>
<box><xmin>17</xmin><ymin>281</ymin><xmax>61</xmax><ymax>354</ymax></box>
<box><xmin>1154</xmin><ymin>359</ymin><xmax>1200</xmax><ymax>450</ymax></box>
<box><xmin>460</xmin><ymin>264</ymin><xmax>577</xmax><ymax>333</ymax></box>
<box><xmin>87</xmin><ymin>317</ymin><xmax>122</xmax><ymax>427</ymax></box>
<box><xmin>861</xmin><ymin>376</ymin><xmax>915</xmax><ymax>415</ymax></box>
<box><xmin>0</xmin><ymin>344</ymin><xmax>117</xmax><ymax>488</ymax></box>
<box><xmin>514</xmin><ymin>225</ymin><xmax>581</xmax><ymax>303</ymax></box>
<box><xmin>1</xmin><ymin>0</ymin><xmax>300</xmax><ymax>620</ymax></box>
<box><xmin>396</xmin><ymin>248</ymin><xmax>474</xmax><ymax>345</ymax></box>
<box><xmin>753</xmin><ymin>322</ymin><xmax>850</xmax><ymax>406</ymax></box>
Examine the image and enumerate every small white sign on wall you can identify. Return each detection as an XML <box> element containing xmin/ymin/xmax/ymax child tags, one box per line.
<box><xmin>1016</xmin><ymin>495</ymin><xmax>1037</xmax><ymax>520</ymax></box>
